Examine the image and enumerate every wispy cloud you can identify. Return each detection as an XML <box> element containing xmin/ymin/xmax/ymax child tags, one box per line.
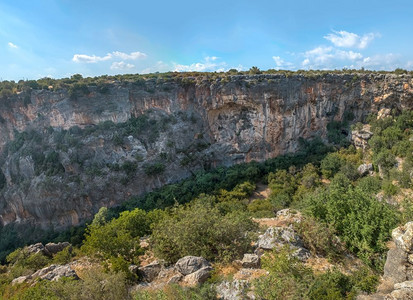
<box><xmin>301</xmin><ymin>46</ymin><xmax>363</xmax><ymax>69</ymax></box>
<box><xmin>8</xmin><ymin>42</ymin><xmax>18</xmax><ymax>49</ymax></box>
<box><xmin>173</xmin><ymin>56</ymin><xmax>227</xmax><ymax>72</ymax></box>
<box><xmin>72</xmin><ymin>51</ymin><xmax>147</xmax><ymax>63</ymax></box>
<box><xmin>110</xmin><ymin>61</ymin><xmax>135</xmax><ymax>70</ymax></box>
<box><xmin>324</xmin><ymin>30</ymin><xmax>379</xmax><ymax>49</ymax></box>
<box><xmin>272</xmin><ymin>56</ymin><xmax>294</xmax><ymax>69</ymax></box>
<box><xmin>112</xmin><ymin>51</ymin><xmax>147</xmax><ymax>60</ymax></box>
<box><xmin>72</xmin><ymin>53</ymin><xmax>112</xmax><ymax>63</ymax></box>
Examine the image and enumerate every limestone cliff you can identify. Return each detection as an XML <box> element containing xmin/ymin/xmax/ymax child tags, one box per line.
<box><xmin>0</xmin><ymin>73</ymin><xmax>412</xmax><ymax>230</ymax></box>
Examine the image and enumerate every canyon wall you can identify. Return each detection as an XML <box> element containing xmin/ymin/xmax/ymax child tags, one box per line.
<box><xmin>0</xmin><ymin>73</ymin><xmax>412</xmax><ymax>230</ymax></box>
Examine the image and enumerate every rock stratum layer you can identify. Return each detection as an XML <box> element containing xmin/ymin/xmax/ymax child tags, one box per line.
<box><xmin>0</xmin><ymin>73</ymin><xmax>412</xmax><ymax>230</ymax></box>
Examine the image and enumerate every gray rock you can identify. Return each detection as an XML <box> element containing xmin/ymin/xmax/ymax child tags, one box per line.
<box><xmin>384</xmin><ymin>248</ymin><xmax>408</xmax><ymax>284</ymax></box>
<box><xmin>216</xmin><ymin>280</ymin><xmax>250</xmax><ymax>300</ymax></box>
<box><xmin>45</xmin><ymin>242</ymin><xmax>72</xmax><ymax>255</ymax></box>
<box><xmin>394</xmin><ymin>280</ymin><xmax>413</xmax><ymax>290</ymax></box>
<box><xmin>32</xmin><ymin>264</ymin><xmax>78</xmax><ymax>281</ymax></box>
<box><xmin>11</xmin><ymin>275</ymin><xmax>31</xmax><ymax>285</ymax></box>
<box><xmin>167</xmin><ymin>274</ymin><xmax>183</xmax><ymax>284</ymax></box>
<box><xmin>292</xmin><ymin>247</ymin><xmax>311</xmax><ymax>261</ymax></box>
<box><xmin>241</xmin><ymin>254</ymin><xmax>260</xmax><ymax>269</ymax></box>
<box><xmin>358</xmin><ymin>163</ymin><xmax>373</xmax><ymax>176</ymax></box>
<box><xmin>389</xmin><ymin>288</ymin><xmax>413</xmax><ymax>299</ymax></box>
<box><xmin>138</xmin><ymin>261</ymin><xmax>163</xmax><ymax>282</ymax></box>
<box><xmin>257</xmin><ymin>226</ymin><xmax>302</xmax><ymax>250</ymax></box>
<box><xmin>393</xmin><ymin>222</ymin><xmax>413</xmax><ymax>253</ymax></box>
<box><xmin>182</xmin><ymin>266</ymin><xmax>212</xmax><ymax>285</ymax></box>
<box><xmin>175</xmin><ymin>256</ymin><xmax>210</xmax><ymax>276</ymax></box>
<box><xmin>26</xmin><ymin>243</ymin><xmax>46</xmax><ymax>255</ymax></box>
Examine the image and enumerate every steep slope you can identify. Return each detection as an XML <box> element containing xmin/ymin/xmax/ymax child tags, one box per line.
<box><xmin>0</xmin><ymin>73</ymin><xmax>412</xmax><ymax>230</ymax></box>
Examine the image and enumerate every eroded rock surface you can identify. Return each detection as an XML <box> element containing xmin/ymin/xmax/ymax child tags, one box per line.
<box><xmin>0</xmin><ymin>73</ymin><xmax>412</xmax><ymax>231</ymax></box>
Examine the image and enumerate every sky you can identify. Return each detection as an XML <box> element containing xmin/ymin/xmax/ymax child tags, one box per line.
<box><xmin>1</xmin><ymin>0</ymin><xmax>413</xmax><ymax>80</ymax></box>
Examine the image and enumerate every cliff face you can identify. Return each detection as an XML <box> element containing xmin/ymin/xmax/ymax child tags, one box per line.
<box><xmin>0</xmin><ymin>73</ymin><xmax>412</xmax><ymax>230</ymax></box>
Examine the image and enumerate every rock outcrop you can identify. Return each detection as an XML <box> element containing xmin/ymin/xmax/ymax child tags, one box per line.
<box><xmin>11</xmin><ymin>264</ymin><xmax>78</xmax><ymax>285</ymax></box>
<box><xmin>174</xmin><ymin>256</ymin><xmax>211</xmax><ymax>276</ymax></box>
<box><xmin>359</xmin><ymin>222</ymin><xmax>413</xmax><ymax>299</ymax></box>
<box><xmin>256</xmin><ymin>225</ymin><xmax>310</xmax><ymax>260</ymax></box>
<box><xmin>0</xmin><ymin>73</ymin><xmax>412</xmax><ymax>231</ymax></box>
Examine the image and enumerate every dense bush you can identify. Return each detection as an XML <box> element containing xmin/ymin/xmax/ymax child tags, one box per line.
<box><xmin>133</xmin><ymin>283</ymin><xmax>216</xmax><ymax>300</ymax></box>
<box><xmin>254</xmin><ymin>249</ymin><xmax>379</xmax><ymax>300</ymax></box>
<box><xmin>151</xmin><ymin>197</ymin><xmax>257</xmax><ymax>263</ymax></box>
<box><xmin>82</xmin><ymin>208</ymin><xmax>165</xmax><ymax>262</ymax></box>
<box><xmin>303</xmin><ymin>174</ymin><xmax>399</xmax><ymax>267</ymax></box>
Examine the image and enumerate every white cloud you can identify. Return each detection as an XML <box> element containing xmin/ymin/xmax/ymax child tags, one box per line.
<box><xmin>173</xmin><ymin>56</ymin><xmax>227</xmax><ymax>72</ymax></box>
<box><xmin>356</xmin><ymin>53</ymin><xmax>401</xmax><ymax>70</ymax></box>
<box><xmin>72</xmin><ymin>51</ymin><xmax>147</xmax><ymax>63</ymax></box>
<box><xmin>272</xmin><ymin>56</ymin><xmax>294</xmax><ymax>69</ymax></box>
<box><xmin>301</xmin><ymin>46</ymin><xmax>363</xmax><ymax>69</ymax></box>
<box><xmin>205</xmin><ymin>56</ymin><xmax>218</xmax><ymax>62</ymax></box>
<box><xmin>72</xmin><ymin>53</ymin><xmax>112</xmax><ymax>63</ymax></box>
<box><xmin>324</xmin><ymin>30</ymin><xmax>378</xmax><ymax>49</ymax></box>
<box><xmin>112</xmin><ymin>51</ymin><xmax>147</xmax><ymax>60</ymax></box>
<box><xmin>110</xmin><ymin>61</ymin><xmax>135</xmax><ymax>70</ymax></box>
<box><xmin>8</xmin><ymin>42</ymin><xmax>18</xmax><ymax>49</ymax></box>
<box><xmin>140</xmin><ymin>61</ymin><xmax>171</xmax><ymax>74</ymax></box>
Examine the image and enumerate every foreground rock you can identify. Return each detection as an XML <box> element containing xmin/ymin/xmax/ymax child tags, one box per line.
<box><xmin>358</xmin><ymin>222</ymin><xmax>413</xmax><ymax>299</ymax></box>
<box><xmin>138</xmin><ymin>261</ymin><xmax>163</xmax><ymax>282</ymax></box>
<box><xmin>358</xmin><ymin>163</ymin><xmax>373</xmax><ymax>176</ymax></box>
<box><xmin>26</xmin><ymin>242</ymin><xmax>72</xmax><ymax>257</ymax></box>
<box><xmin>256</xmin><ymin>226</ymin><xmax>310</xmax><ymax>260</ymax></box>
<box><xmin>11</xmin><ymin>264</ymin><xmax>78</xmax><ymax>285</ymax></box>
<box><xmin>132</xmin><ymin>256</ymin><xmax>212</xmax><ymax>290</ymax></box>
<box><xmin>182</xmin><ymin>266</ymin><xmax>213</xmax><ymax>285</ymax></box>
<box><xmin>238</xmin><ymin>254</ymin><xmax>260</xmax><ymax>269</ymax></box>
<box><xmin>175</xmin><ymin>256</ymin><xmax>211</xmax><ymax>276</ymax></box>
<box><xmin>216</xmin><ymin>280</ymin><xmax>251</xmax><ymax>300</ymax></box>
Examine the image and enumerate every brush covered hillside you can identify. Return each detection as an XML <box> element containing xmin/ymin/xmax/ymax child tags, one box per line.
<box><xmin>1</xmin><ymin>70</ymin><xmax>413</xmax><ymax>299</ymax></box>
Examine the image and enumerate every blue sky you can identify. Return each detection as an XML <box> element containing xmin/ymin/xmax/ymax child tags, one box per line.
<box><xmin>1</xmin><ymin>0</ymin><xmax>413</xmax><ymax>80</ymax></box>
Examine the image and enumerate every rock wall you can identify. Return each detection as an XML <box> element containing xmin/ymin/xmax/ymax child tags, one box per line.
<box><xmin>0</xmin><ymin>73</ymin><xmax>412</xmax><ymax>230</ymax></box>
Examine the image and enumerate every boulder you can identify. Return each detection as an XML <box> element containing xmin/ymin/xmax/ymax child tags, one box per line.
<box><xmin>11</xmin><ymin>275</ymin><xmax>31</xmax><ymax>285</ymax></box>
<box><xmin>357</xmin><ymin>163</ymin><xmax>373</xmax><ymax>176</ymax></box>
<box><xmin>256</xmin><ymin>226</ymin><xmax>310</xmax><ymax>261</ymax></box>
<box><xmin>383</xmin><ymin>247</ymin><xmax>407</xmax><ymax>284</ymax></box>
<box><xmin>138</xmin><ymin>261</ymin><xmax>163</xmax><ymax>282</ymax></box>
<box><xmin>26</xmin><ymin>243</ymin><xmax>46</xmax><ymax>255</ymax></box>
<box><xmin>292</xmin><ymin>247</ymin><xmax>311</xmax><ymax>261</ymax></box>
<box><xmin>175</xmin><ymin>256</ymin><xmax>210</xmax><ymax>276</ymax></box>
<box><xmin>44</xmin><ymin>242</ymin><xmax>72</xmax><ymax>255</ymax></box>
<box><xmin>389</xmin><ymin>288</ymin><xmax>413</xmax><ymax>299</ymax></box>
<box><xmin>351</xmin><ymin>125</ymin><xmax>373</xmax><ymax>150</ymax></box>
<box><xmin>167</xmin><ymin>274</ymin><xmax>183</xmax><ymax>284</ymax></box>
<box><xmin>32</xmin><ymin>264</ymin><xmax>78</xmax><ymax>281</ymax></box>
<box><xmin>182</xmin><ymin>266</ymin><xmax>212</xmax><ymax>285</ymax></box>
<box><xmin>394</xmin><ymin>280</ymin><xmax>413</xmax><ymax>290</ymax></box>
<box><xmin>392</xmin><ymin>222</ymin><xmax>413</xmax><ymax>252</ymax></box>
<box><xmin>240</xmin><ymin>254</ymin><xmax>260</xmax><ymax>269</ymax></box>
<box><xmin>216</xmin><ymin>280</ymin><xmax>250</xmax><ymax>300</ymax></box>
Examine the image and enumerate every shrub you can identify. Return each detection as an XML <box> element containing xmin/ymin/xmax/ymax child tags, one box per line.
<box><xmin>254</xmin><ymin>248</ymin><xmax>313</xmax><ymax>300</ymax></box>
<box><xmin>144</xmin><ymin>162</ymin><xmax>165</xmax><ymax>176</ymax></box>
<box><xmin>320</xmin><ymin>153</ymin><xmax>344</xmax><ymax>178</ymax></box>
<box><xmin>151</xmin><ymin>197</ymin><xmax>257</xmax><ymax>263</ymax></box>
<box><xmin>133</xmin><ymin>283</ymin><xmax>216</xmax><ymax>300</ymax></box>
<box><xmin>294</xmin><ymin>216</ymin><xmax>344</xmax><ymax>261</ymax></box>
<box><xmin>81</xmin><ymin>222</ymin><xmax>142</xmax><ymax>262</ymax></box>
<box><xmin>303</xmin><ymin>174</ymin><xmax>399</xmax><ymax>267</ymax></box>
